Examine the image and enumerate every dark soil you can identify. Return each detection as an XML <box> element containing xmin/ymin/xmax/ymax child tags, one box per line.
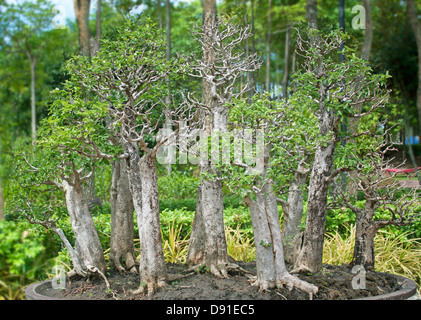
<box><xmin>42</xmin><ymin>262</ymin><xmax>401</xmax><ymax>300</ymax></box>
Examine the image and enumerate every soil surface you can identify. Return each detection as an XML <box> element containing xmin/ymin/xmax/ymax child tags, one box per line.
<box><xmin>42</xmin><ymin>262</ymin><xmax>401</xmax><ymax>300</ymax></box>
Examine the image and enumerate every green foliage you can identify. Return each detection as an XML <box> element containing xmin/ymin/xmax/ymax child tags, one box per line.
<box><xmin>158</xmin><ymin>171</ymin><xmax>200</xmax><ymax>200</ymax></box>
<box><xmin>0</xmin><ymin>220</ymin><xmax>53</xmax><ymax>280</ymax></box>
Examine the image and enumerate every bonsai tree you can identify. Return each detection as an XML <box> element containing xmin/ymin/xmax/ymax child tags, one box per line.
<box><xmin>221</xmin><ymin>95</ymin><xmax>318</xmax><ymax>297</ymax></box>
<box><xmin>333</xmin><ymin>141</ymin><xmax>421</xmax><ymax>269</ymax></box>
<box><xmin>290</xmin><ymin>27</ymin><xmax>391</xmax><ymax>274</ymax></box>
<box><xmin>65</xmin><ymin>16</ymin><xmax>193</xmax><ymax>294</ymax></box>
<box><xmin>11</xmin><ymin>138</ymin><xmax>107</xmax><ymax>279</ymax></box>
<box><xmin>185</xmin><ymin>16</ymin><xmax>261</xmax><ymax>278</ymax></box>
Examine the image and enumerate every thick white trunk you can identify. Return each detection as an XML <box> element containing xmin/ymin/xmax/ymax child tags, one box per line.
<box><xmin>110</xmin><ymin>159</ymin><xmax>137</xmax><ymax>273</ymax></box>
<box><xmin>127</xmin><ymin>147</ymin><xmax>167</xmax><ymax>294</ymax></box>
<box><xmin>63</xmin><ymin>180</ymin><xmax>106</xmax><ymax>275</ymax></box>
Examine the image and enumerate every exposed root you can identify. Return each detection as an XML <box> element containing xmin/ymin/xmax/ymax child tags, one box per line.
<box><xmin>86</xmin><ymin>265</ymin><xmax>110</xmax><ymax>290</ymax></box>
<box><xmin>186</xmin><ymin>262</ymin><xmax>251</xmax><ymax>278</ymax></box>
<box><xmin>277</xmin><ymin>273</ymin><xmax>318</xmax><ymax>300</ymax></box>
<box><xmin>110</xmin><ymin>252</ymin><xmax>139</xmax><ymax>275</ymax></box>
<box><xmin>130</xmin><ymin>278</ymin><xmax>167</xmax><ymax>296</ymax></box>
<box><xmin>168</xmin><ymin>273</ymin><xmax>195</xmax><ymax>282</ymax></box>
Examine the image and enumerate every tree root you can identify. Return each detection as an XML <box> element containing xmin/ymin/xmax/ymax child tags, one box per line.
<box><xmin>185</xmin><ymin>262</ymin><xmax>252</xmax><ymax>278</ymax></box>
<box><xmin>130</xmin><ymin>277</ymin><xmax>167</xmax><ymax>296</ymax></box>
<box><xmin>246</xmin><ymin>273</ymin><xmax>318</xmax><ymax>299</ymax></box>
<box><xmin>110</xmin><ymin>252</ymin><xmax>139</xmax><ymax>274</ymax></box>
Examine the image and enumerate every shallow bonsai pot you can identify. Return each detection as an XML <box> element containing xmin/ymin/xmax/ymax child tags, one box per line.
<box><xmin>353</xmin><ymin>274</ymin><xmax>418</xmax><ymax>300</ymax></box>
<box><xmin>25</xmin><ymin>274</ymin><xmax>418</xmax><ymax>300</ymax></box>
<box><xmin>25</xmin><ymin>279</ymin><xmax>70</xmax><ymax>300</ymax></box>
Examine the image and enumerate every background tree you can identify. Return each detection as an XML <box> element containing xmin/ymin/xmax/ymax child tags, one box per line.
<box><xmin>0</xmin><ymin>0</ymin><xmax>56</xmax><ymax>140</ymax></box>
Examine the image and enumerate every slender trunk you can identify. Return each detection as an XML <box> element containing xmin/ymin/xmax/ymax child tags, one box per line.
<box><xmin>30</xmin><ymin>57</ymin><xmax>37</xmax><ymax>141</ymax></box>
<box><xmin>186</xmin><ymin>185</ymin><xmax>205</xmax><ymax>264</ymax></box>
<box><xmin>306</xmin><ymin>0</ymin><xmax>318</xmax><ymax>29</ymax></box>
<box><xmin>266</xmin><ymin>0</ymin><xmax>272</xmax><ymax>95</ymax></box>
<box><xmin>127</xmin><ymin>146</ymin><xmax>167</xmax><ymax>294</ymax></box>
<box><xmin>352</xmin><ymin>200</ymin><xmax>377</xmax><ymax>269</ymax></box>
<box><xmin>157</xmin><ymin>0</ymin><xmax>163</xmax><ymax>29</ymax></box>
<box><xmin>63</xmin><ymin>179</ymin><xmax>107</xmax><ymax>274</ymax></box>
<box><xmin>282</xmin><ymin>163</ymin><xmax>309</xmax><ymax>265</ymax></box>
<box><xmin>110</xmin><ymin>159</ymin><xmax>137</xmax><ymax>273</ymax></box>
<box><xmin>0</xmin><ymin>179</ymin><xmax>4</xmax><ymax>220</ymax></box>
<box><xmin>96</xmin><ymin>0</ymin><xmax>101</xmax><ymax>43</ymax></box>
<box><xmin>282</xmin><ymin>24</ymin><xmax>291</xmax><ymax>100</ymax></box>
<box><xmin>407</xmin><ymin>0</ymin><xmax>421</xmax><ymax>133</ymax></box>
<box><xmin>294</xmin><ymin>102</ymin><xmax>338</xmax><ymax>273</ymax></box>
<box><xmin>74</xmin><ymin>0</ymin><xmax>92</xmax><ymax>57</ymax></box>
<box><xmin>165</xmin><ymin>0</ymin><xmax>172</xmax><ymax>175</ymax></box>
<box><xmin>246</xmin><ymin>0</ymin><xmax>256</xmax><ymax>101</ymax></box>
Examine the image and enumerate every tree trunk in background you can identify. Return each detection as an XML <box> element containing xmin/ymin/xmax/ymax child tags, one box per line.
<box><xmin>361</xmin><ymin>0</ymin><xmax>372</xmax><ymax>61</ymax></box>
<box><xmin>74</xmin><ymin>0</ymin><xmax>92</xmax><ymax>57</ymax></box>
<box><xmin>165</xmin><ymin>0</ymin><xmax>172</xmax><ymax>175</ymax></box>
<box><xmin>109</xmin><ymin>159</ymin><xmax>137</xmax><ymax>273</ymax></box>
<box><xmin>306</xmin><ymin>0</ymin><xmax>318</xmax><ymax>30</ymax></box>
<box><xmin>0</xmin><ymin>179</ymin><xmax>4</xmax><ymax>220</ymax></box>
<box><xmin>157</xmin><ymin>0</ymin><xmax>163</xmax><ymax>29</ymax></box>
<box><xmin>26</xmin><ymin>55</ymin><xmax>37</xmax><ymax>141</ymax></box>
<box><xmin>95</xmin><ymin>0</ymin><xmax>101</xmax><ymax>50</ymax></box>
<box><xmin>63</xmin><ymin>179</ymin><xmax>107</xmax><ymax>275</ymax></box>
<box><xmin>282</xmin><ymin>24</ymin><xmax>291</xmax><ymax>100</ymax></box>
<box><xmin>407</xmin><ymin>0</ymin><xmax>421</xmax><ymax>133</ymax></box>
<box><xmin>74</xmin><ymin>0</ymin><xmax>99</xmax><ymax>203</ymax></box>
<box><xmin>246</xmin><ymin>0</ymin><xmax>256</xmax><ymax>101</ymax></box>
<box><xmin>266</xmin><ymin>0</ymin><xmax>272</xmax><ymax>95</ymax></box>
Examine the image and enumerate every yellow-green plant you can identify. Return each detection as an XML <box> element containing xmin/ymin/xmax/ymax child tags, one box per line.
<box><xmin>225</xmin><ymin>226</ymin><xmax>255</xmax><ymax>262</ymax></box>
<box><xmin>161</xmin><ymin>221</ymin><xmax>190</xmax><ymax>264</ymax></box>
<box><xmin>323</xmin><ymin>225</ymin><xmax>421</xmax><ymax>293</ymax></box>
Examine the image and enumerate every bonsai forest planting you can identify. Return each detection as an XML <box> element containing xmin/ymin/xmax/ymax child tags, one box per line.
<box><xmin>1</xmin><ymin>0</ymin><xmax>421</xmax><ymax>301</ymax></box>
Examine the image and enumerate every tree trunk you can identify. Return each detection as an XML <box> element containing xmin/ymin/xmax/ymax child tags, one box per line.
<box><xmin>30</xmin><ymin>57</ymin><xmax>37</xmax><ymax>141</ymax></box>
<box><xmin>282</xmin><ymin>163</ymin><xmax>309</xmax><ymax>265</ymax></box>
<box><xmin>165</xmin><ymin>0</ymin><xmax>172</xmax><ymax>175</ymax></box>
<box><xmin>187</xmin><ymin>0</ymin><xmax>230</xmax><ymax>278</ymax></box>
<box><xmin>74</xmin><ymin>0</ymin><xmax>92</xmax><ymax>57</ymax></box>
<box><xmin>157</xmin><ymin>0</ymin><xmax>163</xmax><ymax>29</ymax></box>
<box><xmin>0</xmin><ymin>178</ymin><xmax>4</xmax><ymax>220</ymax></box>
<box><xmin>407</xmin><ymin>0</ymin><xmax>421</xmax><ymax>133</ymax></box>
<box><xmin>109</xmin><ymin>159</ymin><xmax>137</xmax><ymax>273</ymax></box>
<box><xmin>306</xmin><ymin>0</ymin><xmax>318</xmax><ymax>30</ymax></box>
<box><xmin>266</xmin><ymin>0</ymin><xmax>272</xmax><ymax>95</ymax></box>
<box><xmin>127</xmin><ymin>147</ymin><xmax>167</xmax><ymax>294</ymax></box>
<box><xmin>282</xmin><ymin>24</ymin><xmax>291</xmax><ymax>100</ymax></box>
<box><xmin>62</xmin><ymin>179</ymin><xmax>107</xmax><ymax>275</ymax></box>
<box><xmin>243</xmin><ymin>146</ymin><xmax>317</xmax><ymax>295</ymax></box>
<box><xmin>293</xmin><ymin>105</ymin><xmax>338</xmax><ymax>273</ymax></box>
<box><xmin>361</xmin><ymin>0</ymin><xmax>372</xmax><ymax>61</ymax></box>
<box><xmin>352</xmin><ymin>200</ymin><xmax>377</xmax><ymax>269</ymax></box>
<box><xmin>186</xmin><ymin>185</ymin><xmax>205</xmax><ymax>265</ymax></box>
